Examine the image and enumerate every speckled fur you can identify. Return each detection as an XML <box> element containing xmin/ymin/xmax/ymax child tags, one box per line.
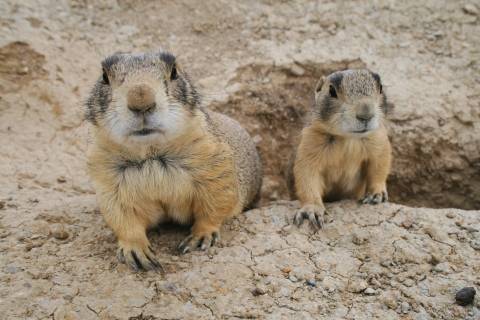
<box><xmin>85</xmin><ymin>51</ymin><xmax>262</xmax><ymax>270</ymax></box>
<box><xmin>288</xmin><ymin>69</ymin><xmax>392</xmax><ymax>230</ymax></box>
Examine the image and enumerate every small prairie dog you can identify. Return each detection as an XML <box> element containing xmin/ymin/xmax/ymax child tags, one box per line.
<box><xmin>288</xmin><ymin>69</ymin><xmax>392</xmax><ymax>230</ymax></box>
<box><xmin>85</xmin><ymin>51</ymin><xmax>262</xmax><ymax>271</ymax></box>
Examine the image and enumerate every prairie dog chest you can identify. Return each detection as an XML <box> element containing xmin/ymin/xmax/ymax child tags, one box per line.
<box><xmin>321</xmin><ymin>137</ymin><xmax>368</xmax><ymax>191</ymax></box>
<box><xmin>117</xmin><ymin>154</ymin><xmax>194</xmax><ymax>205</ymax></box>
<box><xmin>109</xmin><ymin>154</ymin><xmax>196</xmax><ymax>224</ymax></box>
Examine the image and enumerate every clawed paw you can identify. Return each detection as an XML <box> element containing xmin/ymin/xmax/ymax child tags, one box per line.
<box><xmin>178</xmin><ymin>231</ymin><xmax>220</xmax><ymax>254</ymax></box>
<box><xmin>117</xmin><ymin>242</ymin><xmax>163</xmax><ymax>272</ymax></box>
<box><xmin>361</xmin><ymin>191</ymin><xmax>388</xmax><ymax>205</ymax></box>
<box><xmin>293</xmin><ymin>204</ymin><xmax>325</xmax><ymax>231</ymax></box>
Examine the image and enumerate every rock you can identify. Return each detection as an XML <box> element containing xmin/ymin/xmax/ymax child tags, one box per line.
<box><xmin>446</xmin><ymin>212</ymin><xmax>455</xmax><ymax>219</ymax></box>
<box><xmin>252</xmin><ymin>284</ymin><xmax>268</xmax><ymax>296</ymax></box>
<box><xmin>348</xmin><ymin>279</ymin><xmax>368</xmax><ymax>293</ymax></box>
<box><xmin>470</xmin><ymin>239</ymin><xmax>480</xmax><ymax>250</ymax></box>
<box><xmin>50</xmin><ymin>224</ymin><xmax>69</xmax><ymax>240</ymax></box>
<box><xmin>4</xmin><ymin>265</ymin><xmax>21</xmax><ymax>274</ymax></box>
<box><xmin>364</xmin><ymin>287</ymin><xmax>376</xmax><ymax>295</ymax></box>
<box><xmin>463</xmin><ymin>4</ymin><xmax>479</xmax><ymax>15</ymax></box>
<box><xmin>414</xmin><ymin>311</ymin><xmax>431</xmax><ymax>320</ymax></box>
<box><xmin>306</xmin><ymin>279</ymin><xmax>316</xmax><ymax>287</ymax></box>
<box><xmin>401</xmin><ymin>301</ymin><xmax>411</xmax><ymax>314</ymax></box>
<box><xmin>352</xmin><ymin>229</ymin><xmax>369</xmax><ymax>245</ymax></box>
<box><xmin>381</xmin><ymin>291</ymin><xmax>398</xmax><ymax>309</ymax></box>
<box><xmin>432</xmin><ymin>262</ymin><xmax>451</xmax><ymax>274</ymax></box>
<box><xmin>289</xmin><ymin>64</ymin><xmax>305</xmax><ymax>76</ymax></box>
<box><xmin>54</xmin><ymin>306</ymin><xmax>80</xmax><ymax>320</ymax></box>
<box><xmin>455</xmin><ymin>287</ymin><xmax>476</xmax><ymax>306</ymax></box>
<box><xmin>281</xmin><ymin>267</ymin><xmax>292</xmax><ymax>274</ymax></box>
<box><xmin>404</xmin><ymin>279</ymin><xmax>415</xmax><ymax>287</ymax></box>
<box><xmin>401</xmin><ymin>218</ymin><xmax>414</xmax><ymax>229</ymax></box>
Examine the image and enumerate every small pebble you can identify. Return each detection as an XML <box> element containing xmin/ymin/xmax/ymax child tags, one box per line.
<box><xmin>470</xmin><ymin>239</ymin><xmax>480</xmax><ymax>251</ymax></box>
<box><xmin>252</xmin><ymin>285</ymin><xmax>267</xmax><ymax>296</ymax></box>
<box><xmin>446</xmin><ymin>212</ymin><xmax>455</xmax><ymax>219</ymax></box>
<box><xmin>404</xmin><ymin>279</ymin><xmax>415</xmax><ymax>287</ymax></box>
<box><xmin>289</xmin><ymin>64</ymin><xmax>305</xmax><ymax>77</ymax></box>
<box><xmin>455</xmin><ymin>287</ymin><xmax>476</xmax><ymax>306</ymax></box>
<box><xmin>463</xmin><ymin>4</ymin><xmax>479</xmax><ymax>15</ymax></box>
<box><xmin>352</xmin><ymin>230</ymin><xmax>369</xmax><ymax>245</ymax></box>
<box><xmin>4</xmin><ymin>266</ymin><xmax>21</xmax><ymax>274</ymax></box>
<box><xmin>364</xmin><ymin>287</ymin><xmax>376</xmax><ymax>295</ymax></box>
<box><xmin>289</xmin><ymin>275</ymin><xmax>298</xmax><ymax>282</ymax></box>
<box><xmin>433</xmin><ymin>262</ymin><xmax>450</xmax><ymax>274</ymax></box>
<box><xmin>348</xmin><ymin>279</ymin><xmax>368</xmax><ymax>293</ymax></box>
<box><xmin>306</xmin><ymin>279</ymin><xmax>316</xmax><ymax>287</ymax></box>
<box><xmin>50</xmin><ymin>224</ymin><xmax>69</xmax><ymax>240</ymax></box>
<box><xmin>281</xmin><ymin>267</ymin><xmax>291</xmax><ymax>273</ymax></box>
<box><xmin>401</xmin><ymin>218</ymin><xmax>414</xmax><ymax>229</ymax></box>
<box><xmin>401</xmin><ymin>301</ymin><xmax>411</xmax><ymax>314</ymax></box>
<box><xmin>382</xmin><ymin>295</ymin><xmax>397</xmax><ymax>309</ymax></box>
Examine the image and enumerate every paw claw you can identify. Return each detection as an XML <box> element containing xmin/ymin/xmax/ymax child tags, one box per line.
<box><xmin>117</xmin><ymin>242</ymin><xmax>162</xmax><ymax>272</ymax></box>
<box><xmin>293</xmin><ymin>204</ymin><xmax>325</xmax><ymax>231</ymax></box>
<box><xmin>361</xmin><ymin>190</ymin><xmax>388</xmax><ymax>205</ymax></box>
<box><xmin>178</xmin><ymin>231</ymin><xmax>220</xmax><ymax>254</ymax></box>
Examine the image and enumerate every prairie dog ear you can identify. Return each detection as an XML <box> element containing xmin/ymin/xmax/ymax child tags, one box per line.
<box><xmin>315</xmin><ymin>76</ymin><xmax>326</xmax><ymax>93</ymax></box>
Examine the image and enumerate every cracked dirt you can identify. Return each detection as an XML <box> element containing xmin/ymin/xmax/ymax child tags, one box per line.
<box><xmin>0</xmin><ymin>0</ymin><xmax>479</xmax><ymax>319</ymax></box>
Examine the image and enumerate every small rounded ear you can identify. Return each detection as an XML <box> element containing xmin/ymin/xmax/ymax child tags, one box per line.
<box><xmin>170</xmin><ymin>63</ymin><xmax>178</xmax><ymax>80</ymax></box>
<box><xmin>370</xmin><ymin>71</ymin><xmax>383</xmax><ymax>93</ymax></box>
<box><xmin>102</xmin><ymin>68</ymin><xmax>109</xmax><ymax>85</ymax></box>
<box><xmin>315</xmin><ymin>77</ymin><xmax>325</xmax><ymax>93</ymax></box>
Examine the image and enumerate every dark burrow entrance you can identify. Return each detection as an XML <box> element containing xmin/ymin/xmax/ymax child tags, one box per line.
<box><xmin>210</xmin><ymin>60</ymin><xmax>479</xmax><ymax>210</ymax></box>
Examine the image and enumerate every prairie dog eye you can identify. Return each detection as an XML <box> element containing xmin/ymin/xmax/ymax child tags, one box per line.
<box><xmin>329</xmin><ymin>85</ymin><xmax>337</xmax><ymax>98</ymax></box>
<box><xmin>170</xmin><ymin>64</ymin><xmax>178</xmax><ymax>81</ymax></box>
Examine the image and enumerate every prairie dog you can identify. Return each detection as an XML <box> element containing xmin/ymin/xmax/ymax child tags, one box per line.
<box><xmin>85</xmin><ymin>51</ymin><xmax>262</xmax><ymax>270</ymax></box>
<box><xmin>288</xmin><ymin>69</ymin><xmax>392</xmax><ymax>230</ymax></box>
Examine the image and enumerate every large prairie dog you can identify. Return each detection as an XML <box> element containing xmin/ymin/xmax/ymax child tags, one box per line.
<box><xmin>85</xmin><ymin>51</ymin><xmax>262</xmax><ymax>270</ymax></box>
<box><xmin>288</xmin><ymin>69</ymin><xmax>392</xmax><ymax>230</ymax></box>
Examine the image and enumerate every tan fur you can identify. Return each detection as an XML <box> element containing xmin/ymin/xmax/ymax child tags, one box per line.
<box><xmin>289</xmin><ymin>69</ymin><xmax>392</xmax><ymax>229</ymax></box>
<box><xmin>88</xmin><ymin>109</ymin><xmax>260</xmax><ymax>269</ymax></box>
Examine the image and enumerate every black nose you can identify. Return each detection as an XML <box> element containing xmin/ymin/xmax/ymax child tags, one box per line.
<box><xmin>128</xmin><ymin>102</ymin><xmax>156</xmax><ymax>114</ymax></box>
<box><xmin>356</xmin><ymin>113</ymin><xmax>374</xmax><ymax>122</ymax></box>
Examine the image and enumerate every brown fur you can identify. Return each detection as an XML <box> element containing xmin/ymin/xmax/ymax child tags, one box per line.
<box><xmin>288</xmin><ymin>69</ymin><xmax>392</xmax><ymax>230</ymax></box>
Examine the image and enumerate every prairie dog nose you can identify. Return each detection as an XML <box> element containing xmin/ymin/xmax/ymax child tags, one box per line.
<box><xmin>356</xmin><ymin>112</ymin><xmax>374</xmax><ymax>122</ymax></box>
<box><xmin>127</xmin><ymin>85</ymin><xmax>156</xmax><ymax>113</ymax></box>
<box><xmin>356</xmin><ymin>105</ymin><xmax>374</xmax><ymax>122</ymax></box>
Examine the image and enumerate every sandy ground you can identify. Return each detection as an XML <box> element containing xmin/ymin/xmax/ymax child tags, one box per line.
<box><xmin>0</xmin><ymin>0</ymin><xmax>479</xmax><ymax>319</ymax></box>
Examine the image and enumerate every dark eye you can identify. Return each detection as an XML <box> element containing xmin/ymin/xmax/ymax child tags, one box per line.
<box><xmin>102</xmin><ymin>69</ymin><xmax>109</xmax><ymax>85</ymax></box>
<box><xmin>170</xmin><ymin>64</ymin><xmax>178</xmax><ymax>81</ymax></box>
<box><xmin>329</xmin><ymin>85</ymin><xmax>337</xmax><ymax>98</ymax></box>
<box><xmin>379</xmin><ymin>84</ymin><xmax>383</xmax><ymax>94</ymax></box>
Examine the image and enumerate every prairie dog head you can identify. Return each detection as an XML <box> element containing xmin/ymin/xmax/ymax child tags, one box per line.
<box><xmin>313</xmin><ymin>69</ymin><xmax>389</xmax><ymax>136</ymax></box>
<box><xmin>85</xmin><ymin>51</ymin><xmax>200</xmax><ymax>147</ymax></box>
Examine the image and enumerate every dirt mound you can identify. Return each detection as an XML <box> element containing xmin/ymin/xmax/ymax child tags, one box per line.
<box><xmin>0</xmin><ymin>41</ymin><xmax>47</xmax><ymax>92</ymax></box>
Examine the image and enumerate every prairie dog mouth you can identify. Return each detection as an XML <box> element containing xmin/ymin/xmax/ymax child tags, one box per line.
<box><xmin>352</xmin><ymin>129</ymin><xmax>369</xmax><ymax>134</ymax></box>
<box><xmin>131</xmin><ymin>128</ymin><xmax>162</xmax><ymax>136</ymax></box>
